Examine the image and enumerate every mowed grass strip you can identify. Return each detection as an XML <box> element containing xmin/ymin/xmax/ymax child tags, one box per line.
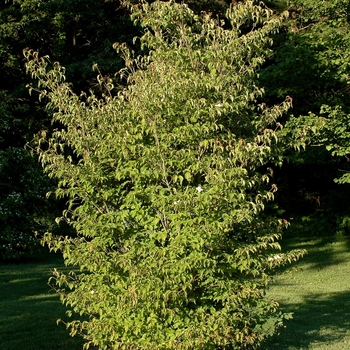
<box><xmin>265</xmin><ymin>233</ymin><xmax>350</xmax><ymax>349</ymax></box>
<box><xmin>0</xmin><ymin>253</ymin><xmax>83</xmax><ymax>350</ymax></box>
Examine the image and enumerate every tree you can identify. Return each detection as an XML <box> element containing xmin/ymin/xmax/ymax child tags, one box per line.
<box><xmin>258</xmin><ymin>0</ymin><xmax>350</xmax><ymax>220</ymax></box>
<box><xmin>0</xmin><ymin>0</ymin><xmax>137</xmax><ymax>260</ymax></box>
<box><xmin>0</xmin><ymin>147</ymin><xmax>54</xmax><ymax>260</ymax></box>
<box><xmin>261</xmin><ymin>0</ymin><xmax>350</xmax><ymax>114</ymax></box>
<box><xmin>26</xmin><ymin>1</ymin><xmax>304</xmax><ymax>349</ymax></box>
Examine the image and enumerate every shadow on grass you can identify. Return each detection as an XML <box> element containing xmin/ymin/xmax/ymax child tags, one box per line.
<box><xmin>0</xmin><ymin>253</ymin><xmax>83</xmax><ymax>350</ymax></box>
<box><xmin>284</xmin><ymin>236</ymin><xmax>350</xmax><ymax>271</ymax></box>
<box><xmin>264</xmin><ymin>213</ymin><xmax>350</xmax><ymax>349</ymax></box>
<box><xmin>277</xmin><ymin>213</ymin><xmax>350</xmax><ymax>273</ymax></box>
<box><xmin>264</xmin><ymin>290</ymin><xmax>350</xmax><ymax>349</ymax></box>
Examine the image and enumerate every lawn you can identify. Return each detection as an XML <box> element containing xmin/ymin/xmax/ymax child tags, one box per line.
<box><xmin>265</xmin><ymin>231</ymin><xmax>350</xmax><ymax>349</ymax></box>
<box><xmin>0</xmin><ymin>253</ymin><xmax>83</xmax><ymax>350</ymax></box>
<box><xmin>1</xmin><ymin>231</ymin><xmax>350</xmax><ymax>349</ymax></box>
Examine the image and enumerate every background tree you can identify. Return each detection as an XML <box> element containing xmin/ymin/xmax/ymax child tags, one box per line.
<box><xmin>260</xmin><ymin>0</ymin><xmax>350</xmax><ymax>230</ymax></box>
<box><xmin>0</xmin><ymin>0</ymin><xmax>137</xmax><ymax>259</ymax></box>
<box><xmin>26</xmin><ymin>1</ymin><xmax>304</xmax><ymax>349</ymax></box>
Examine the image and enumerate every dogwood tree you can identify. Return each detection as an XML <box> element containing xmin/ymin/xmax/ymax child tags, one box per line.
<box><xmin>26</xmin><ymin>1</ymin><xmax>304</xmax><ymax>349</ymax></box>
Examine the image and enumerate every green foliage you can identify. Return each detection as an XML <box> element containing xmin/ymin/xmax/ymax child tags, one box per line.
<box><xmin>0</xmin><ymin>147</ymin><xmax>53</xmax><ymax>260</ymax></box>
<box><xmin>258</xmin><ymin>0</ymin><xmax>350</xmax><ymax>223</ymax></box>
<box><xmin>287</xmin><ymin>0</ymin><xmax>350</xmax><ymax>103</ymax></box>
<box><xmin>0</xmin><ymin>0</ymin><xmax>137</xmax><ymax>147</ymax></box>
<box><xmin>0</xmin><ymin>0</ymin><xmax>137</xmax><ymax>260</ymax></box>
<box><xmin>261</xmin><ymin>0</ymin><xmax>350</xmax><ymax>114</ymax></box>
<box><xmin>26</xmin><ymin>1</ymin><xmax>304</xmax><ymax>349</ymax></box>
<box><xmin>304</xmin><ymin>106</ymin><xmax>350</xmax><ymax>184</ymax></box>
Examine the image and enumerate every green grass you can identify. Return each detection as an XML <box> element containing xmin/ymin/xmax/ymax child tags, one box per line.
<box><xmin>0</xmin><ymin>253</ymin><xmax>83</xmax><ymax>350</ymax></box>
<box><xmin>265</xmin><ymin>232</ymin><xmax>350</xmax><ymax>349</ymax></box>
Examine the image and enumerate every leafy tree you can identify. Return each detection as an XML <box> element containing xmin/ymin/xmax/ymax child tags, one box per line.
<box><xmin>262</xmin><ymin>0</ymin><xmax>350</xmax><ymax>114</ymax></box>
<box><xmin>26</xmin><ymin>1</ymin><xmax>304</xmax><ymax>349</ymax></box>
<box><xmin>0</xmin><ymin>147</ymin><xmax>54</xmax><ymax>260</ymax></box>
<box><xmin>285</xmin><ymin>106</ymin><xmax>350</xmax><ymax>185</ymax></box>
<box><xmin>258</xmin><ymin>0</ymin><xmax>350</xmax><ymax>220</ymax></box>
<box><xmin>0</xmin><ymin>0</ymin><xmax>137</xmax><ymax>260</ymax></box>
<box><xmin>0</xmin><ymin>0</ymin><xmax>138</xmax><ymax>147</ymax></box>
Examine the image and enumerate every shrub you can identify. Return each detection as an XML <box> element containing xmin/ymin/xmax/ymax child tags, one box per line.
<box><xmin>25</xmin><ymin>1</ymin><xmax>304</xmax><ymax>348</ymax></box>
